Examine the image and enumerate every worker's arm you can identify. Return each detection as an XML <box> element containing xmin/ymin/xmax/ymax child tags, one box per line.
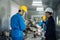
<box><xmin>19</xmin><ymin>16</ymin><xmax>26</xmax><ymax>31</ymax></box>
<box><xmin>38</xmin><ymin>21</ymin><xmax>43</xmax><ymax>26</ymax></box>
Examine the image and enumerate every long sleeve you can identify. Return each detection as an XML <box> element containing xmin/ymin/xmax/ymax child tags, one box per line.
<box><xmin>18</xmin><ymin>16</ymin><xmax>26</xmax><ymax>31</ymax></box>
<box><xmin>38</xmin><ymin>21</ymin><xmax>43</xmax><ymax>26</ymax></box>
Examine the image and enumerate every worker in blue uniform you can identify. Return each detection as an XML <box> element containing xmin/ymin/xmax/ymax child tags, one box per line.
<box><xmin>38</xmin><ymin>16</ymin><xmax>47</xmax><ymax>31</ymax></box>
<box><xmin>33</xmin><ymin>16</ymin><xmax>47</xmax><ymax>38</ymax></box>
<box><xmin>10</xmin><ymin>5</ymin><xmax>28</xmax><ymax>40</ymax></box>
<box><xmin>38</xmin><ymin>16</ymin><xmax>47</xmax><ymax>40</ymax></box>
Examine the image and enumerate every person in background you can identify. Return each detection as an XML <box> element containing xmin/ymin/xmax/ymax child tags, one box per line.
<box><xmin>38</xmin><ymin>15</ymin><xmax>47</xmax><ymax>40</ymax></box>
<box><xmin>45</xmin><ymin>7</ymin><xmax>57</xmax><ymax>40</ymax></box>
<box><xmin>33</xmin><ymin>15</ymin><xmax>47</xmax><ymax>38</ymax></box>
<box><xmin>10</xmin><ymin>5</ymin><xmax>28</xmax><ymax>40</ymax></box>
<box><xmin>38</xmin><ymin>15</ymin><xmax>47</xmax><ymax>31</ymax></box>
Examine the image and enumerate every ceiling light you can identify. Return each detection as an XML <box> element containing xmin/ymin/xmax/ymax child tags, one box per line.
<box><xmin>33</xmin><ymin>0</ymin><xmax>42</xmax><ymax>1</ymax></box>
<box><xmin>32</xmin><ymin>3</ymin><xmax>42</xmax><ymax>6</ymax></box>
<box><xmin>36</xmin><ymin>7</ymin><xmax>44</xmax><ymax>11</ymax></box>
<box><xmin>32</xmin><ymin>1</ymin><xmax>42</xmax><ymax>4</ymax></box>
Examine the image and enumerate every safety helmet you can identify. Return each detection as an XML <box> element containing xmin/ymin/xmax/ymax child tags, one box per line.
<box><xmin>19</xmin><ymin>5</ymin><xmax>28</xmax><ymax>13</ymax></box>
<box><xmin>41</xmin><ymin>15</ymin><xmax>46</xmax><ymax>21</ymax></box>
<box><xmin>45</xmin><ymin>7</ymin><xmax>53</xmax><ymax>13</ymax></box>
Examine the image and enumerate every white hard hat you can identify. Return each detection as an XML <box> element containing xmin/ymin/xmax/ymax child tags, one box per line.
<box><xmin>45</xmin><ymin>7</ymin><xmax>53</xmax><ymax>13</ymax></box>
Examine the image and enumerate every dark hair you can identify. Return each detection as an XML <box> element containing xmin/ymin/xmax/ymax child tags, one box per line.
<box><xmin>18</xmin><ymin>10</ymin><xmax>21</xmax><ymax>12</ymax></box>
<box><xmin>46</xmin><ymin>12</ymin><xmax>52</xmax><ymax>15</ymax></box>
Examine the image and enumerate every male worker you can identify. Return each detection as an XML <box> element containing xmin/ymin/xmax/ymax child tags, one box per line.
<box><xmin>37</xmin><ymin>16</ymin><xmax>47</xmax><ymax>39</ymax></box>
<box><xmin>45</xmin><ymin>8</ymin><xmax>57</xmax><ymax>40</ymax></box>
<box><xmin>33</xmin><ymin>16</ymin><xmax>47</xmax><ymax>38</ymax></box>
<box><xmin>38</xmin><ymin>15</ymin><xmax>47</xmax><ymax>31</ymax></box>
<box><xmin>10</xmin><ymin>5</ymin><xmax>27</xmax><ymax>40</ymax></box>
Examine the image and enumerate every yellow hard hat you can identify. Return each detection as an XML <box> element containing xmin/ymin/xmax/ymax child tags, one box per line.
<box><xmin>41</xmin><ymin>15</ymin><xmax>46</xmax><ymax>21</ymax></box>
<box><xmin>19</xmin><ymin>5</ymin><xmax>28</xmax><ymax>13</ymax></box>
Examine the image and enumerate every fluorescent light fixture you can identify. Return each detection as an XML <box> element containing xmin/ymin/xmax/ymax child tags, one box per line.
<box><xmin>56</xmin><ymin>16</ymin><xmax>58</xmax><ymax>24</ymax></box>
<box><xmin>36</xmin><ymin>7</ymin><xmax>44</xmax><ymax>11</ymax></box>
<box><xmin>32</xmin><ymin>1</ymin><xmax>42</xmax><ymax>4</ymax></box>
<box><xmin>32</xmin><ymin>0</ymin><xmax>43</xmax><ymax>6</ymax></box>
<box><xmin>33</xmin><ymin>0</ymin><xmax>42</xmax><ymax>1</ymax></box>
<box><xmin>32</xmin><ymin>3</ymin><xmax>42</xmax><ymax>6</ymax></box>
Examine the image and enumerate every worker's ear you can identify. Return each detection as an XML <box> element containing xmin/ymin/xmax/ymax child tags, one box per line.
<box><xmin>18</xmin><ymin>10</ymin><xmax>21</xmax><ymax>12</ymax></box>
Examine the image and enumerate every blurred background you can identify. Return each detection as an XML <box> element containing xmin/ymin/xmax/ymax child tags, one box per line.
<box><xmin>0</xmin><ymin>0</ymin><xmax>60</xmax><ymax>40</ymax></box>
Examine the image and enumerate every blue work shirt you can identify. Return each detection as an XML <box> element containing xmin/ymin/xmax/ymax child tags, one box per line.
<box><xmin>10</xmin><ymin>13</ymin><xmax>26</xmax><ymax>38</ymax></box>
<box><xmin>38</xmin><ymin>21</ymin><xmax>47</xmax><ymax>31</ymax></box>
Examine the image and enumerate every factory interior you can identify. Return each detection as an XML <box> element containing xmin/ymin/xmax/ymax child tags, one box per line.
<box><xmin>0</xmin><ymin>0</ymin><xmax>60</xmax><ymax>40</ymax></box>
